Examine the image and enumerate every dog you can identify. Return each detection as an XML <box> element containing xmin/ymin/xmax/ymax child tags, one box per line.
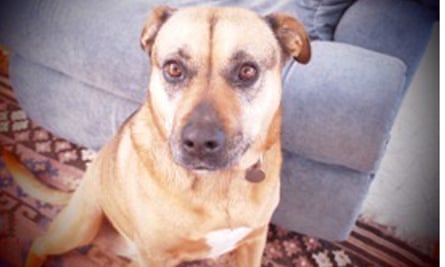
<box><xmin>3</xmin><ymin>5</ymin><xmax>310</xmax><ymax>267</ymax></box>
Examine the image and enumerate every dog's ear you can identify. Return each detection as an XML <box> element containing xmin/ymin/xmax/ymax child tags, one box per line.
<box><xmin>140</xmin><ymin>6</ymin><xmax>176</xmax><ymax>54</ymax></box>
<box><xmin>264</xmin><ymin>13</ymin><xmax>311</xmax><ymax>64</ymax></box>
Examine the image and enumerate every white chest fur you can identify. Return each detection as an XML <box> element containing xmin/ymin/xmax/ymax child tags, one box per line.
<box><xmin>205</xmin><ymin>227</ymin><xmax>252</xmax><ymax>259</ymax></box>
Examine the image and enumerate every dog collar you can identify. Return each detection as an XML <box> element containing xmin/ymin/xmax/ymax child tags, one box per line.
<box><xmin>245</xmin><ymin>157</ymin><xmax>265</xmax><ymax>183</ymax></box>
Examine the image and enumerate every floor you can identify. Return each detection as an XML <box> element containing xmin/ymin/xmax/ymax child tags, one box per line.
<box><xmin>361</xmin><ymin>23</ymin><xmax>439</xmax><ymax>251</ymax></box>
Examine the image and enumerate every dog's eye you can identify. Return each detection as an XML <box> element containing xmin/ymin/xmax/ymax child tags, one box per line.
<box><xmin>233</xmin><ymin>63</ymin><xmax>259</xmax><ymax>87</ymax></box>
<box><xmin>163</xmin><ymin>61</ymin><xmax>185</xmax><ymax>82</ymax></box>
<box><xmin>238</xmin><ymin>64</ymin><xmax>257</xmax><ymax>81</ymax></box>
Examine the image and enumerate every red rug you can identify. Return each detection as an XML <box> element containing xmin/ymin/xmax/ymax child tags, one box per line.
<box><xmin>0</xmin><ymin>70</ymin><xmax>437</xmax><ymax>266</ymax></box>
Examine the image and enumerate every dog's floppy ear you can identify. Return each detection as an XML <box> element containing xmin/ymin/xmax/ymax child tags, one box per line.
<box><xmin>265</xmin><ymin>13</ymin><xmax>311</xmax><ymax>64</ymax></box>
<box><xmin>140</xmin><ymin>6</ymin><xmax>176</xmax><ymax>54</ymax></box>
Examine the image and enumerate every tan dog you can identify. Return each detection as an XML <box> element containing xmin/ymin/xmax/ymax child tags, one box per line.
<box><xmin>3</xmin><ymin>5</ymin><xmax>310</xmax><ymax>267</ymax></box>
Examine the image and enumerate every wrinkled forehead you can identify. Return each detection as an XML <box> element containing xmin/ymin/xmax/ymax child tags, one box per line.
<box><xmin>152</xmin><ymin>7</ymin><xmax>280</xmax><ymax>66</ymax></box>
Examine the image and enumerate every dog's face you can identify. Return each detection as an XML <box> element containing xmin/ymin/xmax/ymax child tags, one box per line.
<box><xmin>140</xmin><ymin>6</ymin><xmax>310</xmax><ymax>171</ymax></box>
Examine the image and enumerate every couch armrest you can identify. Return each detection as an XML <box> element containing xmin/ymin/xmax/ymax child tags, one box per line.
<box><xmin>281</xmin><ymin>41</ymin><xmax>406</xmax><ymax>173</ymax></box>
<box><xmin>334</xmin><ymin>0</ymin><xmax>436</xmax><ymax>87</ymax></box>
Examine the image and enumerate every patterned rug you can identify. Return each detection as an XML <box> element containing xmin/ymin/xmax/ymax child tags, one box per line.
<box><xmin>0</xmin><ymin>58</ymin><xmax>438</xmax><ymax>267</ymax></box>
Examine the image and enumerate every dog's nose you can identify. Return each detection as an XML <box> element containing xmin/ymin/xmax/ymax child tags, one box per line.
<box><xmin>181</xmin><ymin>102</ymin><xmax>225</xmax><ymax>158</ymax></box>
<box><xmin>182</xmin><ymin>123</ymin><xmax>225</xmax><ymax>156</ymax></box>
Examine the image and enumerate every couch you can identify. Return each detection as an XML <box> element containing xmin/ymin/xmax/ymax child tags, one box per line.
<box><xmin>0</xmin><ymin>0</ymin><xmax>438</xmax><ymax>240</ymax></box>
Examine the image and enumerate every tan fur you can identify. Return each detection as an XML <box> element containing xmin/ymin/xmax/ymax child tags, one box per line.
<box><xmin>3</xmin><ymin>6</ymin><xmax>310</xmax><ymax>267</ymax></box>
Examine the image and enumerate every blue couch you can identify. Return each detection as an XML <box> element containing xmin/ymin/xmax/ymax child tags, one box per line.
<box><xmin>0</xmin><ymin>0</ymin><xmax>438</xmax><ymax>240</ymax></box>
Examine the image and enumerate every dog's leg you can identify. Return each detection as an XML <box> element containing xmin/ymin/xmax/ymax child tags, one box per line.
<box><xmin>25</xmin><ymin>176</ymin><xmax>104</xmax><ymax>267</ymax></box>
<box><xmin>235</xmin><ymin>226</ymin><xmax>268</xmax><ymax>267</ymax></box>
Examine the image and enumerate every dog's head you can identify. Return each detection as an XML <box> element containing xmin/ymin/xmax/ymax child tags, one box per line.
<box><xmin>140</xmin><ymin>6</ymin><xmax>310</xmax><ymax>172</ymax></box>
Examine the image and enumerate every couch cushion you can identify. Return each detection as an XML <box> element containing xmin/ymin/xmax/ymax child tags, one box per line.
<box><xmin>9</xmin><ymin>54</ymin><xmax>140</xmax><ymax>151</ymax></box>
<box><xmin>0</xmin><ymin>0</ymin><xmax>152</xmax><ymax>103</ymax></box>
<box><xmin>281</xmin><ymin>41</ymin><xmax>407</xmax><ymax>173</ymax></box>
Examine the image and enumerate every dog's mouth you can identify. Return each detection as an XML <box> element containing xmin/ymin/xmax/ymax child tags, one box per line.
<box><xmin>169</xmin><ymin>134</ymin><xmax>251</xmax><ymax>172</ymax></box>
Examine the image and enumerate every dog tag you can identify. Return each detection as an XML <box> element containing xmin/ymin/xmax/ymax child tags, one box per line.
<box><xmin>245</xmin><ymin>159</ymin><xmax>265</xmax><ymax>183</ymax></box>
<box><xmin>246</xmin><ymin>157</ymin><xmax>266</xmax><ymax>183</ymax></box>
<box><xmin>245</xmin><ymin>168</ymin><xmax>265</xmax><ymax>183</ymax></box>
